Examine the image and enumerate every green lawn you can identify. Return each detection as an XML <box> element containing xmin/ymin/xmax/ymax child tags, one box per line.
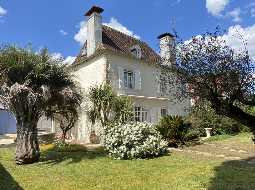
<box><xmin>1</xmin><ymin>133</ymin><xmax>255</xmax><ymax>190</ymax></box>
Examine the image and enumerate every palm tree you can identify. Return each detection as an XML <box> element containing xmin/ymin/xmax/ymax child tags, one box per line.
<box><xmin>87</xmin><ymin>83</ymin><xmax>133</xmax><ymax>127</ymax></box>
<box><xmin>0</xmin><ymin>45</ymin><xmax>81</xmax><ymax>164</ymax></box>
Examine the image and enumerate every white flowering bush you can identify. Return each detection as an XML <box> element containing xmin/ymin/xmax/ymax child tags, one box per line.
<box><xmin>103</xmin><ymin>122</ymin><xmax>168</xmax><ymax>159</ymax></box>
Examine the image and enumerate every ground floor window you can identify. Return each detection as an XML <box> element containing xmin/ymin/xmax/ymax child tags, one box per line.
<box><xmin>134</xmin><ymin>106</ymin><xmax>148</xmax><ymax>122</ymax></box>
<box><xmin>161</xmin><ymin>107</ymin><xmax>168</xmax><ymax>117</ymax></box>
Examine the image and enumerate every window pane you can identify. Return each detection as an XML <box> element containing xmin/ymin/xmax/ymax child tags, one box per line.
<box><xmin>124</xmin><ymin>70</ymin><xmax>134</xmax><ymax>89</ymax></box>
<box><xmin>135</xmin><ymin>107</ymin><xmax>141</xmax><ymax>122</ymax></box>
<box><xmin>161</xmin><ymin>108</ymin><xmax>167</xmax><ymax>117</ymax></box>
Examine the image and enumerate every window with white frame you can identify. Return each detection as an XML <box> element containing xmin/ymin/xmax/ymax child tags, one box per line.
<box><xmin>134</xmin><ymin>106</ymin><xmax>148</xmax><ymax>122</ymax></box>
<box><xmin>161</xmin><ymin>107</ymin><xmax>168</xmax><ymax>117</ymax></box>
<box><xmin>124</xmin><ymin>69</ymin><xmax>135</xmax><ymax>89</ymax></box>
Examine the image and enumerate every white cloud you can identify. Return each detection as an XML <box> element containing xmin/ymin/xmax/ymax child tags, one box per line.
<box><xmin>0</xmin><ymin>5</ymin><xmax>7</xmax><ymax>17</ymax></box>
<box><xmin>226</xmin><ymin>8</ymin><xmax>242</xmax><ymax>22</ymax></box>
<box><xmin>74</xmin><ymin>17</ymin><xmax>140</xmax><ymax>46</ymax></box>
<box><xmin>63</xmin><ymin>56</ymin><xmax>76</xmax><ymax>65</ymax></box>
<box><xmin>184</xmin><ymin>24</ymin><xmax>255</xmax><ymax>61</ymax></box>
<box><xmin>206</xmin><ymin>0</ymin><xmax>229</xmax><ymax>16</ymax></box>
<box><xmin>51</xmin><ymin>52</ymin><xmax>62</xmax><ymax>60</ymax></box>
<box><xmin>222</xmin><ymin>24</ymin><xmax>255</xmax><ymax>60</ymax></box>
<box><xmin>51</xmin><ymin>53</ymin><xmax>76</xmax><ymax>65</ymax></box>
<box><xmin>60</xmin><ymin>29</ymin><xmax>68</xmax><ymax>36</ymax></box>
<box><xmin>104</xmin><ymin>18</ymin><xmax>140</xmax><ymax>39</ymax></box>
<box><xmin>74</xmin><ymin>21</ymin><xmax>87</xmax><ymax>46</ymax></box>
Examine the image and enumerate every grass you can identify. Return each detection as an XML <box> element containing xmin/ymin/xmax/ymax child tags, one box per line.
<box><xmin>1</xmin><ymin>133</ymin><xmax>255</xmax><ymax>190</ymax></box>
<box><xmin>204</xmin><ymin>132</ymin><xmax>253</xmax><ymax>143</ymax></box>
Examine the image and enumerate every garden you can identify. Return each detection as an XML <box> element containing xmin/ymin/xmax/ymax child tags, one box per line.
<box><xmin>0</xmin><ymin>28</ymin><xmax>255</xmax><ymax>190</ymax></box>
<box><xmin>1</xmin><ymin>133</ymin><xmax>255</xmax><ymax>190</ymax></box>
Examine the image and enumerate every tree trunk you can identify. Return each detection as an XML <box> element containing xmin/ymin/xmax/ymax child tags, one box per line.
<box><xmin>61</xmin><ymin>131</ymin><xmax>67</xmax><ymax>143</ymax></box>
<box><xmin>15</xmin><ymin>121</ymin><xmax>40</xmax><ymax>165</ymax></box>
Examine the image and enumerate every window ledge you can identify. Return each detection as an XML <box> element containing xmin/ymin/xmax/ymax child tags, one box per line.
<box><xmin>118</xmin><ymin>94</ymin><xmax>169</xmax><ymax>100</ymax></box>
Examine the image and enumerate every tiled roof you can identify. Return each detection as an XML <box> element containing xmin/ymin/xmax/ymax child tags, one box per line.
<box><xmin>73</xmin><ymin>25</ymin><xmax>161</xmax><ymax>65</ymax></box>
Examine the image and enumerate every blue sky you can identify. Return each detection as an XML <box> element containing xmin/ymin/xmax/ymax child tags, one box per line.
<box><xmin>0</xmin><ymin>0</ymin><xmax>255</xmax><ymax>63</ymax></box>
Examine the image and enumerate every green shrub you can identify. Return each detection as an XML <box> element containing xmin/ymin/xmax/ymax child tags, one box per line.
<box><xmin>53</xmin><ymin>141</ymin><xmax>88</xmax><ymax>152</ymax></box>
<box><xmin>156</xmin><ymin>115</ymin><xmax>200</xmax><ymax>147</ymax></box>
<box><xmin>188</xmin><ymin>101</ymin><xmax>250</xmax><ymax>136</ymax></box>
<box><xmin>103</xmin><ymin>122</ymin><xmax>167</xmax><ymax>159</ymax></box>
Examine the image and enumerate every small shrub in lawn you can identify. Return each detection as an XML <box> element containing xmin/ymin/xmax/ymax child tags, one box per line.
<box><xmin>103</xmin><ymin>122</ymin><xmax>167</xmax><ymax>159</ymax></box>
<box><xmin>53</xmin><ymin>141</ymin><xmax>87</xmax><ymax>152</ymax></box>
<box><xmin>156</xmin><ymin>115</ymin><xmax>200</xmax><ymax>147</ymax></box>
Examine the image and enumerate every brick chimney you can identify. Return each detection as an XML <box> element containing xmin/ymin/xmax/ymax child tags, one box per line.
<box><xmin>157</xmin><ymin>33</ymin><xmax>175</xmax><ymax>65</ymax></box>
<box><xmin>85</xmin><ymin>6</ymin><xmax>104</xmax><ymax>57</ymax></box>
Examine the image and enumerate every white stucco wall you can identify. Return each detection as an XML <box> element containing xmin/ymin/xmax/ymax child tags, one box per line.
<box><xmin>70</xmin><ymin>55</ymin><xmax>107</xmax><ymax>143</ymax></box>
<box><xmin>71</xmin><ymin>55</ymin><xmax>107</xmax><ymax>91</ymax></box>
<box><xmin>107</xmin><ymin>54</ymin><xmax>190</xmax><ymax>123</ymax></box>
<box><xmin>69</xmin><ymin>53</ymin><xmax>190</xmax><ymax>143</ymax></box>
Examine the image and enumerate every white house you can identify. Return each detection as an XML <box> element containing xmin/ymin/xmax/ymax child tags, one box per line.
<box><xmin>69</xmin><ymin>6</ymin><xmax>190</xmax><ymax>143</ymax></box>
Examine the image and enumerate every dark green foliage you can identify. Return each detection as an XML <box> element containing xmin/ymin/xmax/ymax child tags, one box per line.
<box><xmin>162</xmin><ymin>28</ymin><xmax>255</xmax><ymax>134</ymax></box>
<box><xmin>0</xmin><ymin>45</ymin><xmax>82</xmax><ymax>164</ymax></box>
<box><xmin>188</xmin><ymin>101</ymin><xmax>250</xmax><ymax>136</ymax></box>
<box><xmin>88</xmin><ymin>83</ymin><xmax>133</xmax><ymax>127</ymax></box>
<box><xmin>156</xmin><ymin>115</ymin><xmax>200</xmax><ymax>147</ymax></box>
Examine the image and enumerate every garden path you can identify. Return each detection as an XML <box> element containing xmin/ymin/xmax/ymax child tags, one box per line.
<box><xmin>168</xmin><ymin>133</ymin><xmax>255</xmax><ymax>162</ymax></box>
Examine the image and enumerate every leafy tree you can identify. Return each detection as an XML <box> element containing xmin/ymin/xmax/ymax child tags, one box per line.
<box><xmin>88</xmin><ymin>83</ymin><xmax>133</xmax><ymax>127</ymax></box>
<box><xmin>188</xmin><ymin>101</ymin><xmax>249</xmax><ymax>135</ymax></box>
<box><xmin>0</xmin><ymin>45</ymin><xmax>81</xmax><ymax>164</ymax></box>
<box><xmin>113</xmin><ymin>96</ymin><xmax>133</xmax><ymax>124</ymax></box>
<box><xmin>162</xmin><ymin>29</ymin><xmax>255</xmax><ymax>139</ymax></box>
<box><xmin>46</xmin><ymin>90</ymin><xmax>82</xmax><ymax>143</ymax></box>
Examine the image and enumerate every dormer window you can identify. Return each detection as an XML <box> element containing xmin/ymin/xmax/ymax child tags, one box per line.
<box><xmin>131</xmin><ymin>48</ymin><xmax>138</xmax><ymax>56</ymax></box>
<box><xmin>130</xmin><ymin>45</ymin><xmax>142</xmax><ymax>59</ymax></box>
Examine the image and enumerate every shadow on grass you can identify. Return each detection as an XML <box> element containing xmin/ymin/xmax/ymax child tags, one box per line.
<box><xmin>208</xmin><ymin>156</ymin><xmax>255</xmax><ymax>190</ymax></box>
<box><xmin>40</xmin><ymin>144</ymin><xmax>107</xmax><ymax>165</ymax></box>
<box><xmin>0</xmin><ymin>163</ymin><xmax>23</xmax><ymax>190</ymax></box>
<box><xmin>0</xmin><ymin>143</ymin><xmax>16</xmax><ymax>149</ymax></box>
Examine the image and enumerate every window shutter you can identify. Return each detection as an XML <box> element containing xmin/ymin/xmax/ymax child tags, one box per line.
<box><xmin>135</xmin><ymin>70</ymin><xmax>141</xmax><ymax>90</ymax></box>
<box><xmin>155</xmin><ymin>74</ymin><xmax>161</xmax><ymax>93</ymax></box>
<box><xmin>118</xmin><ymin>67</ymin><xmax>124</xmax><ymax>89</ymax></box>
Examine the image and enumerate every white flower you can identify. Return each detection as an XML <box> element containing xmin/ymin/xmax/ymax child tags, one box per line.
<box><xmin>103</xmin><ymin>122</ymin><xmax>167</xmax><ymax>159</ymax></box>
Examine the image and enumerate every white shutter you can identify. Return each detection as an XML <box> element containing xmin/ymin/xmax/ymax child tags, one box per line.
<box><xmin>118</xmin><ymin>67</ymin><xmax>124</xmax><ymax>89</ymax></box>
<box><xmin>155</xmin><ymin>74</ymin><xmax>161</xmax><ymax>94</ymax></box>
<box><xmin>135</xmin><ymin>70</ymin><xmax>141</xmax><ymax>90</ymax></box>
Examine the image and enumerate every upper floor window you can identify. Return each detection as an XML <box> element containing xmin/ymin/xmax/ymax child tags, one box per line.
<box><xmin>130</xmin><ymin>45</ymin><xmax>142</xmax><ymax>59</ymax></box>
<box><xmin>119</xmin><ymin>67</ymin><xmax>141</xmax><ymax>90</ymax></box>
<box><xmin>124</xmin><ymin>69</ymin><xmax>135</xmax><ymax>89</ymax></box>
